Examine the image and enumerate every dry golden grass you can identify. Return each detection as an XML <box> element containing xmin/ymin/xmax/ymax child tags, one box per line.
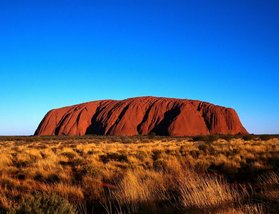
<box><xmin>178</xmin><ymin>171</ymin><xmax>239</xmax><ymax>209</ymax></box>
<box><xmin>216</xmin><ymin>204</ymin><xmax>264</xmax><ymax>214</ymax></box>
<box><xmin>0</xmin><ymin>136</ymin><xmax>278</xmax><ymax>213</ymax></box>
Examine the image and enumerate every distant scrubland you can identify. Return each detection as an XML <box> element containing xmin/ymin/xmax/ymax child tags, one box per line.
<box><xmin>0</xmin><ymin>135</ymin><xmax>278</xmax><ymax>213</ymax></box>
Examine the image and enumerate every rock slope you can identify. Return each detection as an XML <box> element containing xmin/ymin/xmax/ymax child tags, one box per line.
<box><xmin>35</xmin><ymin>96</ymin><xmax>248</xmax><ymax>136</ymax></box>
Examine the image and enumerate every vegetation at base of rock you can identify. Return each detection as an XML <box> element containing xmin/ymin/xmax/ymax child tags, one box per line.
<box><xmin>0</xmin><ymin>136</ymin><xmax>278</xmax><ymax>213</ymax></box>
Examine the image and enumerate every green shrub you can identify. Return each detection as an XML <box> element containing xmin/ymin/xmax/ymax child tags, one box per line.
<box><xmin>152</xmin><ymin>149</ymin><xmax>162</xmax><ymax>160</ymax></box>
<box><xmin>120</xmin><ymin>136</ymin><xmax>133</xmax><ymax>144</ymax></box>
<box><xmin>220</xmin><ymin>135</ymin><xmax>234</xmax><ymax>141</ymax></box>
<box><xmin>198</xmin><ymin>143</ymin><xmax>208</xmax><ymax>152</ymax></box>
<box><xmin>11</xmin><ymin>192</ymin><xmax>76</xmax><ymax>214</ymax></box>
<box><xmin>46</xmin><ymin>174</ymin><xmax>60</xmax><ymax>184</ymax></box>
<box><xmin>61</xmin><ymin>152</ymin><xmax>76</xmax><ymax>159</ymax></box>
<box><xmin>135</xmin><ymin>151</ymin><xmax>148</xmax><ymax>161</ymax></box>
<box><xmin>206</xmin><ymin>135</ymin><xmax>220</xmax><ymax>143</ymax></box>
<box><xmin>242</xmin><ymin>135</ymin><xmax>256</xmax><ymax>141</ymax></box>
<box><xmin>192</xmin><ymin>135</ymin><xmax>208</xmax><ymax>142</ymax></box>
<box><xmin>148</xmin><ymin>132</ymin><xmax>156</xmax><ymax>138</ymax></box>
<box><xmin>153</xmin><ymin>159</ymin><xmax>165</xmax><ymax>171</ymax></box>
<box><xmin>99</xmin><ymin>153</ymin><xmax>128</xmax><ymax>163</ymax></box>
<box><xmin>192</xmin><ymin>135</ymin><xmax>219</xmax><ymax>143</ymax></box>
<box><xmin>259</xmin><ymin>135</ymin><xmax>274</xmax><ymax>141</ymax></box>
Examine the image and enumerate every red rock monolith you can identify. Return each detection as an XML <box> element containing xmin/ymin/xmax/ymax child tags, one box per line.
<box><xmin>35</xmin><ymin>96</ymin><xmax>248</xmax><ymax>136</ymax></box>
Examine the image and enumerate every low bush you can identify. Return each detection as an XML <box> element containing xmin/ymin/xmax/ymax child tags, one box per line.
<box><xmin>11</xmin><ymin>192</ymin><xmax>76</xmax><ymax>214</ymax></box>
<box><xmin>242</xmin><ymin>135</ymin><xmax>256</xmax><ymax>141</ymax></box>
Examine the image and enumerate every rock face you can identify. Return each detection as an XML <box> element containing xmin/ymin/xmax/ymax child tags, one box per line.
<box><xmin>35</xmin><ymin>96</ymin><xmax>248</xmax><ymax>136</ymax></box>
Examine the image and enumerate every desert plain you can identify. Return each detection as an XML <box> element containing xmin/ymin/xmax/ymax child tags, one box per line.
<box><xmin>0</xmin><ymin>135</ymin><xmax>278</xmax><ymax>214</ymax></box>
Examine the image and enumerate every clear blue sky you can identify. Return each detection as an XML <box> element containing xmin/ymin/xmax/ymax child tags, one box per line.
<box><xmin>0</xmin><ymin>0</ymin><xmax>278</xmax><ymax>135</ymax></box>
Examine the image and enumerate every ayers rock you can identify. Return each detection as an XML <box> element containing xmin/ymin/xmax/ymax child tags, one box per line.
<box><xmin>35</xmin><ymin>96</ymin><xmax>248</xmax><ymax>136</ymax></box>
